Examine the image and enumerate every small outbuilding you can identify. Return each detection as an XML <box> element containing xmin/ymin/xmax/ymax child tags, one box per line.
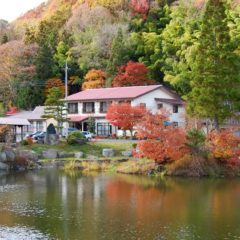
<box><xmin>0</xmin><ymin>117</ymin><xmax>30</xmax><ymax>142</ymax></box>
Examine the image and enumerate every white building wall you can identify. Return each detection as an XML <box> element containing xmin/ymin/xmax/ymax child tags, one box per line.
<box><xmin>132</xmin><ymin>89</ymin><xmax>185</xmax><ymax>126</ymax></box>
<box><xmin>132</xmin><ymin>89</ymin><xmax>171</xmax><ymax>112</ymax></box>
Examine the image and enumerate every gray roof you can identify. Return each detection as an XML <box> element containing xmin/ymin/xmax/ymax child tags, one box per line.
<box><xmin>0</xmin><ymin>118</ymin><xmax>30</xmax><ymax>126</ymax></box>
<box><xmin>7</xmin><ymin>106</ymin><xmax>46</xmax><ymax>120</ymax></box>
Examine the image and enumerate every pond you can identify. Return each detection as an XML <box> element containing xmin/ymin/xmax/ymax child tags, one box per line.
<box><xmin>0</xmin><ymin>169</ymin><xmax>240</xmax><ymax>240</ymax></box>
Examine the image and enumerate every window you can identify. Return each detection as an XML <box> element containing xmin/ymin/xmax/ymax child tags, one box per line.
<box><xmin>157</xmin><ymin>103</ymin><xmax>163</xmax><ymax>109</ymax></box>
<box><xmin>100</xmin><ymin>102</ymin><xmax>110</xmax><ymax>113</ymax></box>
<box><xmin>36</xmin><ymin>121</ymin><xmax>44</xmax><ymax>131</ymax></box>
<box><xmin>97</xmin><ymin>123</ymin><xmax>112</xmax><ymax>136</ymax></box>
<box><xmin>173</xmin><ymin>122</ymin><xmax>178</xmax><ymax>127</ymax></box>
<box><xmin>173</xmin><ymin>105</ymin><xmax>179</xmax><ymax>113</ymax></box>
<box><xmin>68</xmin><ymin>103</ymin><xmax>78</xmax><ymax>114</ymax></box>
<box><xmin>139</xmin><ymin>103</ymin><xmax>146</xmax><ymax>108</ymax></box>
<box><xmin>83</xmin><ymin>102</ymin><xmax>95</xmax><ymax>113</ymax></box>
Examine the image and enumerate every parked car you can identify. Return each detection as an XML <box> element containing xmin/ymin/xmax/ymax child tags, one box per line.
<box><xmin>62</xmin><ymin>127</ymin><xmax>78</xmax><ymax>137</ymax></box>
<box><xmin>33</xmin><ymin>131</ymin><xmax>46</xmax><ymax>140</ymax></box>
<box><xmin>81</xmin><ymin>131</ymin><xmax>93</xmax><ymax>140</ymax></box>
<box><xmin>25</xmin><ymin>131</ymin><xmax>42</xmax><ymax>139</ymax></box>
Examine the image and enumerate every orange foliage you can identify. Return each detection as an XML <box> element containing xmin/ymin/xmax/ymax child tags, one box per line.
<box><xmin>106</xmin><ymin>103</ymin><xmax>146</xmax><ymax>132</ymax></box>
<box><xmin>112</xmin><ymin>61</ymin><xmax>155</xmax><ymax>87</ymax></box>
<box><xmin>45</xmin><ymin>77</ymin><xmax>65</xmax><ymax>96</ymax></box>
<box><xmin>207</xmin><ymin>130</ymin><xmax>240</xmax><ymax>167</ymax></box>
<box><xmin>82</xmin><ymin>69</ymin><xmax>106</xmax><ymax>90</ymax></box>
<box><xmin>136</xmin><ymin>111</ymin><xmax>187</xmax><ymax>163</ymax></box>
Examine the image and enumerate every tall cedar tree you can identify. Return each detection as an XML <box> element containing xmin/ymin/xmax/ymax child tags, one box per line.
<box><xmin>43</xmin><ymin>87</ymin><xmax>68</xmax><ymax>134</ymax></box>
<box><xmin>187</xmin><ymin>0</ymin><xmax>240</xmax><ymax>129</ymax></box>
<box><xmin>106</xmin><ymin>28</ymin><xmax>130</xmax><ymax>77</ymax></box>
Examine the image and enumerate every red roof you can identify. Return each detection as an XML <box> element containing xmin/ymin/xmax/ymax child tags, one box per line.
<box><xmin>69</xmin><ymin>115</ymin><xmax>89</xmax><ymax>122</ymax></box>
<box><xmin>66</xmin><ymin>85</ymin><xmax>162</xmax><ymax>102</ymax></box>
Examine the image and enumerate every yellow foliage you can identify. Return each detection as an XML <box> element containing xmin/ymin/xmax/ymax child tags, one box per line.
<box><xmin>82</xmin><ymin>69</ymin><xmax>106</xmax><ymax>90</ymax></box>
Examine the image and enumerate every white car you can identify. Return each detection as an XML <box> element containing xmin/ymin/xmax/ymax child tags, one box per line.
<box><xmin>81</xmin><ymin>131</ymin><xmax>93</xmax><ymax>140</ymax></box>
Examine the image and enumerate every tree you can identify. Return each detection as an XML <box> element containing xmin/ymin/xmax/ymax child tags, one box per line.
<box><xmin>86</xmin><ymin>116</ymin><xmax>96</xmax><ymax>133</ymax></box>
<box><xmin>1</xmin><ymin>33</ymin><xmax>8</xmax><ymax>44</ymax></box>
<box><xmin>43</xmin><ymin>87</ymin><xmax>68</xmax><ymax>134</ymax></box>
<box><xmin>161</xmin><ymin>0</ymin><xmax>200</xmax><ymax>95</ymax></box>
<box><xmin>187</xmin><ymin>0</ymin><xmax>240</xmax><ymax>129</ymax></box>
<box><xmin>136</xmin><ymin>111</ymin><xmax>187</xmax><ymax>163</ymax></box>
<box><xmin>0</xmin><ymin>40</ymin><xmax>38</xmax><ymax>107</ymax></box>
<box><xmin>129</xmin><ymin>0</ymin><xmax>150</xmax><ymax>19</ymax></box>
<box><xmin>45</xmin><ymin>77</ymin><xmax>65</xmax><ymax>96</ymax></box>
<box><xmin>106</xmin><ymin>28</ymin><xmax>131</xmax><ymax>77</ymax></box>
<box><xmin>106</xmin><ymin>103</ymin><xmax>146</xmax><ymax>137</ymax></box>
<box><xmin>82</xmin><ymin>69</ymin><xmax>106</xmax><ymax>90</ymax></box>
<box><xmin>112</xmin><ymin>61</ymin><xmax>155</xmax><ymax>87</ymax></box>
<box><xmin>207</xmin><ymin>130</ymin><xmax>240</xmax><ymax>168</ymax></box>
<box><xmin>129</xmin><ymin>5</ymin><xmax>171</xmax><ymax>82</ymax></box>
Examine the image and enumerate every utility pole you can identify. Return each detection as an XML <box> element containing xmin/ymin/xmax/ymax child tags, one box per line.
<box><xmin>64</xmin><ymin>61</ymin><xmax>69</xmax><ymax>99</ymax></box>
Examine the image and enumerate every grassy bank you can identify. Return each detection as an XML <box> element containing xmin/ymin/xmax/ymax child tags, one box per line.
<box><xmin>21</xmin><ymin>141</ymin><xmax>133</xmax><ymax>158</ymax></box>
<box><xmin>64</xmin><ymin>158</ymin><xmax>156</xmax><ymax>175</ymax></box>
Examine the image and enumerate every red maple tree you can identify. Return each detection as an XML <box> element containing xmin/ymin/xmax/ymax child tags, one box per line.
<box><xmin>136</xmin><ymin>111</ymin><xmax>187</xmax><ymax>163</ymax></box>
<box><xmin>129</xmin><ymin>0</ymin><xmax>150</xmax><ymax>18</ymax></box>
<box><xmin>106</xmin><ymin>103</ymin><xmax>146</xmax><ymax>137</ymax></box>
<box><xmin>112</xmin><ymin>61</ymin><xmax>155</xmax><ymax>87</ymax></box>
<box><xmin>207</xmin><ymin>130</ymin><xmax>240</xmax><ymax>168</ymax></box>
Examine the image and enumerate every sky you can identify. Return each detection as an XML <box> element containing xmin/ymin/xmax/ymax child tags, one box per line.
<box><xmin>0</xmin><ymin>0</ymin><xmax>46</xmax><ymax>22</ymax></box>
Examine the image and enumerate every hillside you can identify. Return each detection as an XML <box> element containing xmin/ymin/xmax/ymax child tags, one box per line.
<box><xmin>0</xmin><ymin>0</ymin><xmax>239</xmax><ymax>114</ymax></box>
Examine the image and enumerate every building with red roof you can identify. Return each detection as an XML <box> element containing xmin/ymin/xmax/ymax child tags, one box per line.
<box><xmin>65</xmin><ymin>85</ymin><xmax>185</xmax><ymax>136</ymax></box>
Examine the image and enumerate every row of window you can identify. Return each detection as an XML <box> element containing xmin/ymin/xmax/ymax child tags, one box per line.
<box><xmin>68</xmin><ymin>102</ymin><xmax>179</xmax><ymax>114</ymax></box>
<box><xmin>68</xmin><ymin>102</ymin><xmax>111</xmax><ymax>114</ymax></box>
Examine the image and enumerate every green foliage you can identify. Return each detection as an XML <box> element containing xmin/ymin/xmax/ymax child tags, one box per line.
<box><xmin>1</xmin><ymin>33</ymin><xmax>8</xmax><ymax>44</ymax></box>
<box><xmin>67</xmin><ymin>131</ymin><xmax>86</xmax><ymax>145</ymax></box>
<box><xmin>44</xmin><ymin>87</ymin><xmax>68</xmax><ymax>133</ymax></box>
<box><xmin>106</xmin><ymin>28</ymin><xmax>131</xmax><ymax>78</ymax></box>
<box><xmin>186</xmin><ymin>128</ymin><xmax>206</xmax><ymax>153</ymax></box>
<box><xmin>129</xmin><ymin>5</ymin><xmax>171</xmax><ymax>82</ymax></box>
<box><xmin>161</xmin><ymin>1</ymin><xmax>201</xmax><ymax>94</ymax></box>
<box><xmin>187</xmin><ymin>0</ymin><xmax>240</xmax><ymax>128</ymax></box>
<box><xmin>86</xmin><ymin>117</ymin><xmax>96</xmax><ymax>133</ymax></box>
<box><xmin>0</xmin><ymin>102</ymin><xmax>5</xmax><ymax>116</ymax></box>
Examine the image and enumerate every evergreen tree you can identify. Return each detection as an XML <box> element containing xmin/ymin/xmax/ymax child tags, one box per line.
<box><xmin>1</xmin><ymin>34</ymin><xmax>8</xmax><ymax>44</ymax></box>
<box><xmin>106</xmin><ymin>28</ymin><xmax>131</xmax><ymax>77</ymax></box>
<box><xmin>161</xmin><ymin>1</ymin><xmax>200</xmax><ymax>94</ymax></box>
<box><xmin>43</xmin><ymin>87</ymin><xmax>68</xmax><ymax>134</ymax></box>
<box><xmin>187</xmin><ymin>0</ymin><xmax>240</xmax><ymax>129</ymax></box>
<box><xmin>130</xmin><ymin>5</ymin><xmax>171</xmax><ymax>82</ymax></box>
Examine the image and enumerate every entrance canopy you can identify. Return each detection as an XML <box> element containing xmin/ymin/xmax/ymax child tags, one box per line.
<box><xmin>69</xmin><ymin>115</ymin><xmax>89</xmax><ymax>123</ymax></box>
<box><xmin>0</xmin><ymin>117</ymin><xmax>30</xmax><ymax>126</ymax></box>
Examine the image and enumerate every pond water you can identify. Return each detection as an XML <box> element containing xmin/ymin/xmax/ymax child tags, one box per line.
<box><xmin>0</xmin><ymin>169</ymin><xmax>240</xmax><ymax>240</ymax></box>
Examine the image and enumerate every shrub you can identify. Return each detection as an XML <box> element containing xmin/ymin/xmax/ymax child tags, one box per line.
<box><xmin>186</xmin><ymin>128</ymin><xmax>206</xmax><ymax>154</ymax></box>
<box><xmin>67</xmin><ymin>131</ymin><xmax>86</xmax><ymax>145</ymax></box>
<box><xmin>27</xmin><ymin>137</ymin><xmax>33</xmax><ymax>145</ymax></box>
<box><xmin>20</xmin><ymin>140</ymin><xmax>28</xmax><ymax>146</ymax></box>
<box><xmin>136</xmin><ymin>111</ymin><xmax>188</xmax><ymax>163</ymax></box>
<box><xmin>167</xmin><ymin>154</ymin><xmax>207</xmax><ymax>177</ymax></box>
<box><xmin>207</xmin><ymin>130</ymin><xmax>240</xmax><ymax>168</ymax></box>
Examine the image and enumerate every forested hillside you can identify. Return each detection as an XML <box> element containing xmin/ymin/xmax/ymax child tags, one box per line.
<box><xmin>0</xmin><ymin>0</ymin><xmax>239</xmax><ymax>126</ymax></box>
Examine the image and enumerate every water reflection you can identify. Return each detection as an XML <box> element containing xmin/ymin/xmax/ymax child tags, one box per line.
<box><xmin>0</xmin><ymin>170</ymin><xmax>240</xmax><ymax>239</ymax></box>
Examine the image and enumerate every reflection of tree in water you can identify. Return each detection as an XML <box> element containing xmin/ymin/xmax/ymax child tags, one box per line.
<box><xmin>1</xmin><ymin>170</ymin><xmax>240</xmax><ymax>239</ymax></box>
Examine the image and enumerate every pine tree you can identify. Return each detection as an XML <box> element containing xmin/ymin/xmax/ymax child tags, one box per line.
<box><xmin>187</xmin><ymin>0</ymin><xmax>240</xmax><ymax>129</ymax></box>
<box><xmin>43</xmin><ymin>87</ymin><xmax>68</xmax><ymax>134</ymax></box>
